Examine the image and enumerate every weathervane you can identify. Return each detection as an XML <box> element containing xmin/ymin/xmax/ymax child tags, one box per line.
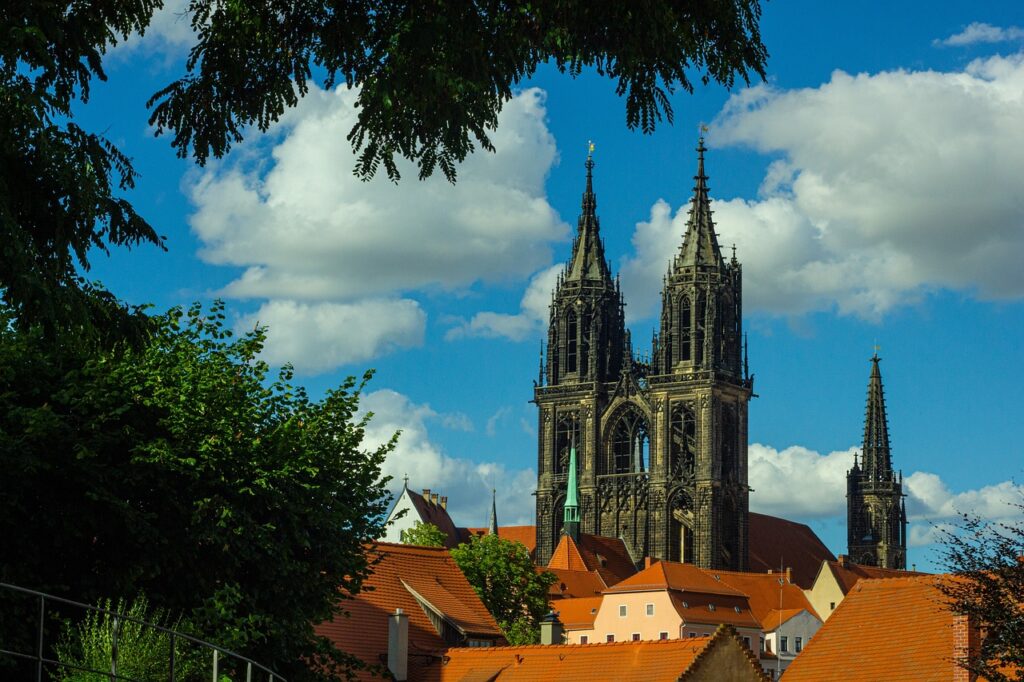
<box><xmin>587</xmin><ymin>140</ymin><xmax>595</xmax><ymax>159</ymax></box>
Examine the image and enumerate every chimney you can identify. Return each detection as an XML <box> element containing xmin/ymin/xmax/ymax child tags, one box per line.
<box><xmin>951</xmin><ymin>614</ymin><xmax>979</xmax><ymax>682</ymax></box>
<box><xmin>422</xmin><ymin>488</ymin><xmax>431</xmax><ymax>501</ymax></box>
<box><xmin>838</xmin><ymin>554</ymin><xmax>848</xmax><ymax>568</ymax></box>
<box><xmin>785</xmin><ymin>567</ymin><xmax>792</xmax><ymax>583</ymax></box>
<box><xmin>539</xmin><ymin>611</ymin><xmax>564</xmax><ymax>645</ymax></box>
<box><xmin>440</xmin><ymin>496</ymin><xmax>447</xmax><ymax>510</ymax></box>
<box><xmin>388</xmin><ymin>608</ymin><xmax>409</xmax><ymax>681</ymax></box>
<box><xmin>431</xmin><ymin>493</ymin><xmax>440</xmax><ymax>506</ymax></box>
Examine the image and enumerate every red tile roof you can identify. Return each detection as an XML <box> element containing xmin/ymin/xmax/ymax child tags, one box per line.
<box><xmin>822</xmin><ymin>556</ymin><xmax>929</xmax><ymax>594</ymax></box>
<box><xmin>421</xmin><ymin>625</ymin><xmax>769</xmax><ymax>681</ymax></box>
<box><xmin>315</xmin><ymin>543</ymin><xmax>503</xmax><ymax>680</ymax></box>
<box><xmin>460</xmin><ymin>526</ymin><xmax>538</xmax><ymax>557</ymax></box>
<box><xmin>708</xmin><ymin>568</ymin><xmax>821</xmax><ymax>624</ymax></box>
<box><xmin>608</xmin><ymin>561</ymin><xmax>747</xmax><ymax>597</ymax></box>
<box><xmin>748</xmin><ymin>512</ymin><xmax>837</xmax><ymax>588</ymax></box>
<box><xmin>547</xmin><ymin>533</ymin><xmax>638</xmax><ymax>586</ymax></box>
<box><xmin>551</xmin><ymin>596</ymin><xmax>604</xmax><ymax>630</ymax></box>
<box><xmin>784</xmin><ymin>576</ymin><xmax>966</xmax><ymax>681</ymax></box>
<box><xmin>546</xmin><ymin>567</ymin><xmax>607</xmax><ymax>599</ymax></box>
<box><xmin>406</xmin><ymin>489</ymin><xmax>463</xmax><ymax>548</ymax></box>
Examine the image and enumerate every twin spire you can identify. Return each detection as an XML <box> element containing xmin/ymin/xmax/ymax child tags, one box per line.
<box><xmin>564</xmin><ymin>147</ymin><xmax>614</xmax><ymax>284</ymax></box>
<box><xmin>676</xmin><ymin>136</ymin><xmax>726</xmax><ymax>269</ymax></box>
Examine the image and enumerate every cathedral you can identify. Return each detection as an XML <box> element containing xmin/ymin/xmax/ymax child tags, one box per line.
<box><xmin>532</xmin><ymin>139</ymin><xmax>907</xmax><ymax>572</ymax></box>
<box><xmin>533</xmin><ymin>139</ymin><xmax>752</xmax><ymax>569</ymax></box>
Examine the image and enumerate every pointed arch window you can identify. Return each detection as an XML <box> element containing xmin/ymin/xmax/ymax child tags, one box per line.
<box><xmin>670</xmin><ymin>403</ymin><xmax>696</xmax><ymax>480</ymax></box>
<box><xmin>669</xmin><ymin>491</ymin><xmax>695</xmax><ymax>564</ymax></box>
<box><xmin>579</xmin><ymin>313</ymin><xmax>591</xmax><ymax>377</ymax></box>
<box><xmin>554</xmin><ymin>414</ymin><xmax>581</xmax><ymax>475</ymax></box>
<box><xmin>610</xmin><ymin>407</ymin><xmax>649</xmax><ymax>474</ymax></box>
<box><xmin>678</xmin><ymin>296</ymin><xmax>692</xmax><ymax>363</ymax></box>
<box><xmin>694</xmin><ymin>293</ymin><xmax>706</xmax><ymax>367</ymax></box>
<box><xmin>566</xmin><ymin>311</ymin><xmax>578</xmax><ymax>373</ymax></box>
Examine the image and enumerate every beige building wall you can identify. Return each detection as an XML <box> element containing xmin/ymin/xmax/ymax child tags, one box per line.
<box><xmin>804</xmin><ymin>568</ymin><xmax>845</xmax><ymax>622</ymax></box>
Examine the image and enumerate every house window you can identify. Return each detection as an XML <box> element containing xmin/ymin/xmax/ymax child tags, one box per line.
<box><xmin>646</xmin><ymin>603</ymin><xmax>655</xmax><ymax>616</ymax></box>
<box><xmin>780</xmin><ymin>636</ymin><xmax>789</xmax><ymax>653</ymax></box>
<box><xmin>606</xmin><ymin>634</ymin><xmax>615</xmax><ymax>643</ymax></box>
<box><xmin>795</xmin><ymin>637</ymin><xmax>803</xmax><ymax>653</ymax></box>
<box><xmin>619</xmin><ymin>605</ymin><xmax>627</xmax><ymax>617</ymax></box>
<box><xmin>659</xmin><ymin>632</ymin><xmax>669</xmax><ymax>640</ymax></box>
<box><xmin>580</xmin><ymin>636</ymin><xmax>588</xmax><ymax>645</ymax></box>
<box><xmin>688</xmin><ymin>632</ymin><xmax>697</xmax><ymax>638</ymax></box>
<box><xmin>829</xmin><ymin>602</ymin><xmax>835</xmax><ymax>610</ymax></box>
<box><xmin>744</xmin><ymin>637</ymin><xmax>751</xmax><ymax>649</ymax></box>
<box><xmin>467</xmin><ymin>639</ymin><xmax>493</xmax><ymax>647</ymax></box>
<box><xmin>632</xmin><ymin>633</ymin><xmax>641</xmax><ymax>642</ymax></box>
<box><xmin>759</xmin><ymin>636</ymin><xmax>765</xmax><ymax>652</ymax></box>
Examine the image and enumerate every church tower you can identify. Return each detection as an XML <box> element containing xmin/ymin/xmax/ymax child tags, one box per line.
<box><xmin>847</xmin><ymin>353</ymin><xmax>907</xmax><ymax>569</ymax></box>
<box><xmin>534</xmin><ymin>140</ymin><xmax>753</xmax><ymax>571</ymax></box>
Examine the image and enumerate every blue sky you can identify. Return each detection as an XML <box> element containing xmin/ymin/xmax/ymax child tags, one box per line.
<box><xmin>83</xmin><ymin>1</ymin><xmax>1023</xmax><ymax>571</ymax></box>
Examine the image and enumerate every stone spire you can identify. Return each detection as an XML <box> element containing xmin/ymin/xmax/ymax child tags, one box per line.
<box><xmin>488</xmin><ymin>488</ymin><xmax>498</xmax><ymax>536</ymax></box>
<box><xmin>565</xmin><ymin>149</ymin><xmax>613</xmax><ymax>284</ymax></box>
<box><xmin>562</xmin><ymin>442</ymin><xmax>580</xmax><ymax>541</ymax></box>
<box><xmin>862</xmin><ymin>353</ymin><xmax>892</xmax><ymax>480</ymax></box>
<box><xmin>676</xmin><ymin>137</ymin><xmax>725</xmax><ymax>269</ymax></box>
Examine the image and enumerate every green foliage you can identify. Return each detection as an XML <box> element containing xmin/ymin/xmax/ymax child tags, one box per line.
<box><xmin>1</xmin><ymin>0</ymin><xmax>163</xmax><ymax>340</ymax></box>
<box><xmin>53</xmin><ymin>595</ymin><xmax>202</xmax><ymax>682</ymax></box>
<box><xmin>450</xmin><ymin>534</ymin><xmax>557</xmax><ymax>645</ymax></box>
<box><xmin>0</xmin><ymin>301</ymin><xmax>393</xmax><ymax>681</ymax></box>
<box><xmin>400</xmin><ymin>521</ymin><xmax>448</xmax><ymax>547</ymax></box>
<box><xmin>937</xmin><ymin>503</ymin><xmax>1024</xmax><ymax>682</ymax></box>
<box><xmin>149</xmin><ymin>0</ymin><xmax>768</xmax><ymax>182</ymax></box>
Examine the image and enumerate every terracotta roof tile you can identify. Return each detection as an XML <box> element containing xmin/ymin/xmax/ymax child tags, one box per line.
<box><xmin>407</xmin><ymin>489</ymin><xmax>463</xmax><ymax>548</ymax></box>
<box><xmin>460</xmin><ymin>526</ymin><xmax>538</xmax><ymax>557</ymax></box>
<box><xmin>546</xmin><ymin>567</ymin><xmax>607</xmax><ymax>599</ymax></box>
<box><xmin>748</xmin><ymin>512</ymin><xmax>836</xmax><ymax>588</ymax></box>
<box><xmin>314</xmin><ymin>543</ymin><xmax>502</xmax><ymax>681</ymax></box>
<box><xmin>825</xmin><ymin>558</ymin><xmax>929</xmax><ymax>594</ymax></box>
<box><xmin>669</xmin><ymin>592</ymin><xmax>762</xmax><ymax>628</ymax></box>
<box><xmin>608</xmin><ymin>561</ymin><xmax>746</xmax><ymax>597</ymax></box>
<box><xmin>708</xmin><ymin>568</ymin><xmax>821</xmax><ymax>624</ymax></box>
<box><xmin>784</xmin><ymin>576</ymin><xmax>964</xmax><ymax>682</ymax></box>
<box><xmin>551</xmin><ymin>596</ymin><xmax>604</xmax><ymax>630</ymax></box>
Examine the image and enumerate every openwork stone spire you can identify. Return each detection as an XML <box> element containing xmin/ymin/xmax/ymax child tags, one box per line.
<box><xmin>675</xmin><ymin>137</ymin><xmax>725</xmax><ymax>269</ymax></box>
<box><xmin>565</xmin><ymin>150</ymin><xmax>613</xmax><ymax>284</ymax></box>
<box><xmin>862</xmin><ymin>353</ymin><xmax>892</xmax><ymax>480</ymax></box>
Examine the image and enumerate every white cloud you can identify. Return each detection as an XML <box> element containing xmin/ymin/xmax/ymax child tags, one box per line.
<box><xmin>111</xmin><ymin>0</ymin><xmax>194</xmax><ymax>58</ymax></box>
<box><xmin>485</xmin><ymin>406</ymin><xmax>513</xmax><ymax>437</ymax></box>
<box><xmin>935</xmin><ymin>23</ymin><xmax>1024</xmax><ymax>47</ymax></box>
<box><xmin>437</xmin><ymin>412</ymin><xmax>474</xmax><ymax>432</ymax></box>
<box><xmin>237</xmin><ymin>299</ymin><xmax>425</xmax><ymax>374</ymax></box>
<box><xmin>622</xmin><ymin>54</ymin><xmax>1024</xmax><ymax>320</ymax></box>
<box><xmin>748</xmin><ymin>443</ymin><xmax>856</xmax><ymax>519</ymax></box>
<box><xmin>361</xmin><ymin>390</ymin><xmax>536</xmax><ymax>526</ymax></box>
<box><xmin>189</xmin><ymin>86</ymin><xmax>566</xmax><ymax>302</ymax></box>
<box><xmin>905</xmin><ymin>471</ymin><xmax>1024</xmax><ymax>522</ymax></box>
<box><xmin>446</xmin><ymin>264</ymin><xmax>561</xmax><ymax>341</ymax></box>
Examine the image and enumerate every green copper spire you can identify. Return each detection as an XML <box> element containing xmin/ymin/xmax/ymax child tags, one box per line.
<box><xmin>563</xmin><ymin>444</ymin><xmax>580</xmax><ymax>541</ymax></box>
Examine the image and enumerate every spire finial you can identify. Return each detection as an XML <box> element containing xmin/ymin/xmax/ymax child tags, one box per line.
<box><xmin>402</xmin><ymin>473</ymin><xmax>409</xmax><ymax>489</ymax></box>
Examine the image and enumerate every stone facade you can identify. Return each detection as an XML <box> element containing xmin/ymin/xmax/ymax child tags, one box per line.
<box><xmin>846</xmin><ymin>355</ymin><xmax>907</xmax><ymax>569</ymax></box>
<box><xmin>534</xmin><ymin>142</ymin><xmax>753</xmax><ymax>570</ymax></box>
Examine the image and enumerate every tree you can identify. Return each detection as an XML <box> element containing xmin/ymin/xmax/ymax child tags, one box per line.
<box><xmin>0</xmin><ymin>301</ymin><xmax>393</xmax><ymax>681</ymax></box>
<box><xmin>937</xmin><ymin>502</ymin><xmax>1024</xmax><ymax>682</ymax></box>
<box><xmin>400</xmin><ymin>521</ymin><xmax>448</xmax><ymax>547</ymax></box>
<box><xmin>2</xmin><ymin>1</ymin><xmax>767</xmax><ymax>339</ymax></box>
<box><xmin>450</xmin><ymin>534</ymin><xmax>557</xmax><ymax>645</ymax></box>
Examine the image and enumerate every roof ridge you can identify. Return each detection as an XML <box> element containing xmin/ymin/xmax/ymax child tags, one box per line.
<box><xmin>447</xmin><ymin>635</ymin><xmax>714</xmax><ymax>654</ymax></box>
<box><xmin>370</xmin><ymin>541</ymin><xmax>449</xmax><ymax>554</ymax></box>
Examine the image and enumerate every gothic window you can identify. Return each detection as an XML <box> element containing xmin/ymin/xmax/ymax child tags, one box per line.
<box><xmin>566</xmin><ymin>312</ymin><xmax>578</xmax><ymax>373</ymax></box>
<box><xmin>579</xmin><ymin>314</ymin><xmax>591</xmax><ymax>377</ymax></box>
<box><xmin>670</xmin><ymin>402</ymin><xmax>697</xmax><ymax>480</ymax></box>
<box><xmin>694</xmin><ymin>293</ymin><xmax>705</xmax><ymax>367</ymax></box>
<box><xmin>669</xmin><ymin>490</ymin><xmax>695</xmax><ymax>564</ymax></box>
<box><xmin>721</xmin><ymin>404</ymin><xmax>738</xmax><ymax>482</ymax></box>
<box><xmin>610</xmin><ymin>406</ymin><xmax>649</xmax><ymax>474</ymax></box>
<box><xmin>678</xmin><ymin>295</ymin><xmax>692</xmax><ymax>363</ymax></box>
<box><xmin>554</xmin><ymin>414</ymin><xmax>581</xmax><ymax>475</ymax></box>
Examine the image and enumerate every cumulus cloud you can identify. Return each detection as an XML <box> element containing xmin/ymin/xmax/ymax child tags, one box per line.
<box><xmin>935</xmin><ymin>23</ymin><xmax>1024</xmax><ymax>47</ymax></box>
<box><xmin>237</xmin><ymin>299</ymin><xmax>425</xmax><ymax>374</ymax></box>
<box><xmin>190</xmin><ymin>86</ymin><xmax>566</xmax><ymax>302</ymax></box>
<box><xmin>111</xmin><ymin>0</ymin><xmax>194</xmax><ymax>58</ymax></box>
<box><xmin>446</xmin><ymin>264</ymin><xmax>561</xmax><ymax>341</ymax></box>
<box><xmin>360</xmin><ymin>390</ymin><xmax>536</xmax><ymax>526</ymax></box>
<box><xmin>748</xmin><ymin>443</ymin><xmax>856</xmax><ymax>519</ymax></box>
<box><xmin>621</xmin><ymin>54</ymin><xmax>1024</xmax><ymax>320</ymax></box>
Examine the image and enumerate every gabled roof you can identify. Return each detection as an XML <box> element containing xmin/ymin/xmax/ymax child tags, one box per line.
<box><xmin>406</xmin><ymin>488</ymin><xmax>462</xmax><ymax>548</ymax></box>
<box><xmin>459</xmin><ymin>525</ymin><xmax>538</xmax><ymax>557</ymax></box>
<box><xmin>783</xmin><ymin>576</ymin><xmax>964</xmax><ymax>681</ymax></box>
<box><xmin>551</xmin><ymin>596</ymin><xmax>604</xmax><ymax>630</ymax></box>
<box><xmin>422</xmin><ymin>625</ymin><xmax>769</xmax><ymax>681</ymax></box>
<box><xmin>709</xmin><ymin>568</ymin><xmax>821</xmax><ymax>624</ymax></box>
<box><xmin>315</xmin><ymin>543</ymin><xmax>502</xmax><ymax>681</ymax></box>
<box><xmin>548</xmin><ymin>533</ymin><xmax>637</xmax><ymax>586</ymax></box>
<box><xmin>821</xmin><ymin>557</ymin><xmax>928</xmax><ymax>595</ymax></box>
<box><xmin>546</xmin><ymin>567</ymin><xmax>607</xmax><ymax>599</ymax></box>
<box><xmin>748</xmin><ymin>513</ymin><xmax>837</xmax><ymax>588</ymax></box>
<box><xmin>760</xmin><ymin>608</ymin><xmax>806</xmax><ymax>630</ymax></box>
<box><xmin>607</xmin><ymin>561</ymin><xmax>746</xmax><ymax>597</ymax></box>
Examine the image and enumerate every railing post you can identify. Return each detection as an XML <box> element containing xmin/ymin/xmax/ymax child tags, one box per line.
<box><xmin>169</xmin><ymin>632</ymin><xmax>176</xmax><ymax>682</ymax></box>
<box><xmin>111</xmin><ymin>614</ymin><xmax>120</xmax><ymax>681</ymax></box>
<box><xmin>36</xmin><ymin>595</ymin><xmax>44</xmax><ymax>682</ymax></box>
<box><xmin>246</xmin><ymin>661</ymin><xmax>252</xmax><ymax>682</ymax></box>
<box><xmin>212</xmin><ymin>648</ymin><xmax>218</xmax><ymax>682</ymax></box>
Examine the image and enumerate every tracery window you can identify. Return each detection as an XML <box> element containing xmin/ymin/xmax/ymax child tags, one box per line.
<box><xmin>694</xmin><ymin>293</ymin><xmax>706</xmax><ymax>366</ymax></box>
<box><xmin>610</xmin><ymin>407</ymin><xmax>649</xmax><ymax>474</ymax></box>
<box><xmin>554</xmin><ymin>414</ymin><xmax>581</xmax><ymax>475</ymax></box>
<box><xmin>670</xmin><ymin>402</ymin><xmax>696</xmax><ymax>480</ymax></box>
<box><xmin>678</xmin><ymin>295</ymin><xmax>692</xmax><ymax>363</ymax></box>
<box><xmin>566</xmin><ymin>311</ymin><xmax>578</xmax><ymax>373</ymax></box>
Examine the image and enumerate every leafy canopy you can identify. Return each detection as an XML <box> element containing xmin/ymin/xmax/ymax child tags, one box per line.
<box><xmin>401</xmin><ymin>521</ymin><xmax>448</xmax><ymax>547</ymax></box>
<box><xmin>2</xmin><ymin>0</ymin><xmax>767</xmax><ymax>338</ymax></box>
<box><xmin>0</xmin><ymin>301</ymin><xmax>393</xmax><ymax>681</ymax></box>
<box><xmin>450</xmin><ymin>534</ymin><xmax>557</xmax><ymax>645</ymax></box>
<box><xmin>938</xmin><ymin>504</ymin><xmax>1024</xmax><ymax>682</ymax></box>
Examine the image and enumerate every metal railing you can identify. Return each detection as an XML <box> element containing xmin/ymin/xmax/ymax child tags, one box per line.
<box><xmin>0</xmin><ymin>582</ymin><xmax>284</xmax><ymax>682</ymax></box>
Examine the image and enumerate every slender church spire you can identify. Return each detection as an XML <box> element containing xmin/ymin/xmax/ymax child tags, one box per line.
<box><xmin>488</xmin><ymin>488</ymin><xmax>498</xmax><ymax>536</ymax></box>
<box><xmin>862</xmin><ymin>353</ymin><xmax>892</xmax><ymax>480</ymax></box>
<box><xmin>565</xmin><ymin>144</ymin><xmax>613</xmax><ymax>283</ymax></box>
<box><xmin>676</xmin><ymin>136</ymin><xmax>725</xmax><ymax>268</ymax></box>
<box><xmin>563</xmin><ymin>441</ymin><xmax>580</xmax><ymax>541</ymax></box>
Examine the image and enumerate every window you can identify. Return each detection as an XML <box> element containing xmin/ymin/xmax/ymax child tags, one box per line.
<box><xmin>580</xmin><ymin>636</ymin><xmax>588</xmax><ymax>645</ymax></box>
<box><xmin>606</xmin><ymin>634</ymin><xmax>614</xmax><ymax>643</ymax></box>
<box><xmin>759</xmin><ymin>637</ymin><xmax>765</xmax><ymax>652</ymax></box>
<box><xmin>708</xmin><ymin>604</ymin><xmax>715</xmax><ymax>611</ymax></box>
<box><xmin>829</xmin><ymin>601</ymin><xmax>835</xmax><ymax>610</ymax></box>
<box><xmin>631</xmin><ymin>633</ymin><xmax>641</xmax><ymax>642</ymax></box>
<box><xmin>619</xmin><ymin>605</ymin><xmax>627</xmax><ymax>617</ymax></box>
<box><xmin>688</xmin><ymin>632</ymin><xmax>697</xmax><ymax>638</ymax></box>
<box><xmin>646</xmin><ymin>603</ymin><xmax>655</xmax><ymax>616</ymax></box>
<box><xmin>795</xmin><ymin>637</ymin><xmax>803</xmax><ymax>653</ymax></box>
<box><xmin>780</xmin><ymin>636</ymin><xmax>789</xmax><ymax>653</ymax></box>
<box><xmin>467</xmin><ymin>640</ymin><xmax>493</xmax><ymax>648</ymax></box>
<box><xmin>744</xmin><ymin>637</ymin><xmax>751</xmax><ymax>649</ymax></box>
<box><xmin>566</xmin><ymin>312</ymin><xmax>577</xmax><ymax>373</ymax></box>
<box><xmin>659</xmin><ymin>632</ymin><xmax>669</xmax><ymax>640</ymax></box>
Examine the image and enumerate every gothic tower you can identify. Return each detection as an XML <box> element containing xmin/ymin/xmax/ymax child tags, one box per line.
<box><xmin>647</xmin><ymin>137</ymin><xmax>752</xmax><ymax>570</ymax></box>
<box><xmin>534</xmin><ymin>140</ymin><xmax>753</xmax><ymax>571</ymax></box>
<box><xmin>847</xmin><ymin>354</ymin><xmax>907</xmax><ymax>569</ymax></box>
